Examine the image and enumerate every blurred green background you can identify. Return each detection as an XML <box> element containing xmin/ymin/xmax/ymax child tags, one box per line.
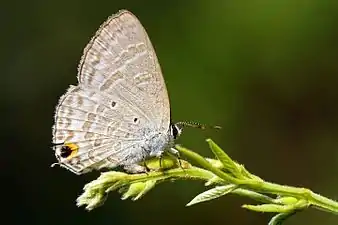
<box><xmin>3</xmin><ymin>0</ymin><xmax>338</xmax><ymax>225</ymax></box>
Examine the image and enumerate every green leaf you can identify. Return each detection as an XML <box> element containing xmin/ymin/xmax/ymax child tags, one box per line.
<box><xmin>275</xmin><ymin>197</ymin><xmax>298</xmax><ymax>205</ymax></box>
<box><xmin>242</xmin><ymin>203</ymin><xmax>295</xmax><ymax>213</ymax></box>
<box><xmin>121</xmin><ymin>180</ymin><xmax>157</xmax><ymax>200</ymax></box>
<box><xmin>133</xmin><ymin>180</ymin><xmax>157</xmax><ymax>200</ymax></box>
<box><xmin>121</xmin><ymin>182</ymin><xmax>146</xmax><ymax>200</ymax></box>
<box><xmin>206</xmin><ymin>139</ymin><xmax>242</xmax><ymax>178</ymax></box>
<box><xmin>268</xmin><ymin>212</ymin><xmax>297</xmax><ymax>225</ymax></box>
<box><xmin>205</xmin><ymin>175</ymin><xmax>223</xmax><ymax>186</ymax></box>
<box><xmin>143</xmin><ymin>155</ymin><xmax>181</xmax><ymax>170</ymax></box>
<box><xmin>233</xmin><ymin>189</ymin><xmax>275</xmax><ymax>203</ymax></box>
<box><xmin>205</xmin><ymin>158</ymin><xmax>224</xmax><ymax>169</ymax></box>
<box><xmin>186</xmin><ymin>184</ymin><xmax>237</xmax><ymax>206</ymax></box>
<box><xmin>76</xmin><ymin>185</ymin><xmax>107</xmax><ymax>211</ymax></box>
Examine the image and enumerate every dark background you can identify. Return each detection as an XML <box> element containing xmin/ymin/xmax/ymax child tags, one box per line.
<box><xmin>3</xmin><ymin>1</ymin><xmax>338</xmax><ymax>225</ymax></box>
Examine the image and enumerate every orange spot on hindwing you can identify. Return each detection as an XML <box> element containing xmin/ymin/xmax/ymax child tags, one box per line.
<box><xmin>60</xmin><ymin>143</ymin><xmax>79</xmax><ymax>159</ymax></box>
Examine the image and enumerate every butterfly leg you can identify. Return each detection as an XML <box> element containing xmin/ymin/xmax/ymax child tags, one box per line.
<box><xmin>169</xmin><ymin>147</ymin><xmax>184</xmax><ymax>170</ymax></box>
<box><xmin>169</xmin><ymin>147</ymin><xmax>179</xmax><ymax>157</ymax></box>
<box><xmin>142</xmin><ymin>161</ymin><xmax>151</xmax><ymax>172</ymax></box>
<box><xmin>159</xmin><ymin>154</ymin><xmax>163</xmax><ymax>168</ymax></box>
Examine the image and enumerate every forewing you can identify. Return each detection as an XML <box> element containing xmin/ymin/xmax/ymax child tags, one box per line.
<box><xmin>77</xmin><ymin>10</ymin><xmax>170</xmax><ymax>131</ymax></box>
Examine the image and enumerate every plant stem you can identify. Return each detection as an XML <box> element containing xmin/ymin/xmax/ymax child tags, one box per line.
<box><xmin>252</xmin><ymin>182</ymin><xmax>338</xmax><ymax>214</ymax></box>
<box><xmin>176</xmin><ymin>145</ymin><xmax>338</xmax><ymax>215</ymax></box>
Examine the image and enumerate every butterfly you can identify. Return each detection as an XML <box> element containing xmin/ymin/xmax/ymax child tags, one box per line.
<box><xmin>52</xmin><ymin>10</ymin><xmax>217</xmax><ymax>174</ymax></box>
<box><xmin>52</xmin><ymin>10</ymin><xmax>182</xmax><ymax>174</ymax></box>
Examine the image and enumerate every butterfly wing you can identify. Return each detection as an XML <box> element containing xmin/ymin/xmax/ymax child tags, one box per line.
<box><xmin>52</xmin><ymin>10</ymin><xmax>170</xmax><ymax>174</ymax></box>
<box><xmin>78</xmin><ymin>10</ymin><xmax>170</xmax><ymax>130</ymax></box>
<box><xmin>53</xmin><ymin>85</ymin><xmax>148</xmax><ymax>174</ymax></box>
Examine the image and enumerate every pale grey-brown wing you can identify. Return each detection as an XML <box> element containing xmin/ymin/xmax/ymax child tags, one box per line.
<box><xmin>52</xmin><ymin>85</ymin><xmax>145</xmax><ymax>174</ymax></box>
<box><xmin>77</xmin><ymin>10</ymin><xmax>170</xmax><ymax>131</ymax></box>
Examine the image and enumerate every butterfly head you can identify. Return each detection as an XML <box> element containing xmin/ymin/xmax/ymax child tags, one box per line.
<box><xmin>170</xmin><ymin>123</ymin><xmax>183</xmax><ymax>140</ymax></box>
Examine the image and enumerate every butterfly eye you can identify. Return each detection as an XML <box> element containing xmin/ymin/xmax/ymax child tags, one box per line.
<box><xmin>171</xmin><ymin>124</ymin><xmax>182</xmax><ymax>139</ymax></box>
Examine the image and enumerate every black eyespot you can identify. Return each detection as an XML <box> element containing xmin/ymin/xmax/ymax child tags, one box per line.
<box><xmin>111</xmin><ymin>101</ymin><xmax>116</xmax><ymax>107</ymax></box>
<box><xmin>133</xmin><ymin>118</ymin><xmax>138</xmax><ymax>123</ymax></box>
<box><xmin>60</xmin><ymin>145</ymin><xmax>72</xmax><ymax>158</ymax></box>
<box><xmin>172</xmin><ymin>124</ymin><xmax>179</xmax><ymax>139</ymax></box>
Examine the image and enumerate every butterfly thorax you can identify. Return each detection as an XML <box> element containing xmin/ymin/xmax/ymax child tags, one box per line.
<box><xmin>138</xmin><ymin>123</ymin><xmax>181</xmax><ymax>158</ymax></box>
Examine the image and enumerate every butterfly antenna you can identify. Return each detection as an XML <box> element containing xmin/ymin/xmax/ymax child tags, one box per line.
<box><xmin>175</xmin><ymin>121</ymin><xmax>222</xmax><ymax>130</ymax></box>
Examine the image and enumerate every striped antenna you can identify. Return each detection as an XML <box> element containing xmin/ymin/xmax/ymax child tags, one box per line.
<box><xmin>175</xmin><ymin>121</ymin><xmax>222</xmax><ymax>130</ymax></box>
